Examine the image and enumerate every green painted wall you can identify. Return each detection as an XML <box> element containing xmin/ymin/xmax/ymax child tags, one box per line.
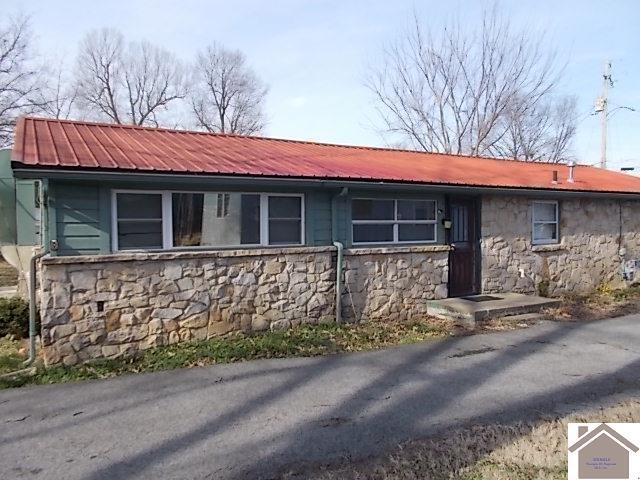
<box><xmin>51</xmin><ymin>182</ymin><xmax>109</xmax><ymax>255</ymax></box>
<box><xmin>306</xmin><ymin>190</ymin><xmax>333</xmax><ymax>246</ymax></box>
<box><xmin>0</xmin><ymin>149</ymin><xmax>16</xmax><ymax>245</ymax></box>
<box><xmin>1</xmin><ymin>149</ymin><xmax>40</xmax><ymax>246</ymax></box>
<box><xmin>47</xmin><ymin>179</ymin><xmax>447</xmax><ymax>255</ymax></box>
<box><xmin>15</xmin><ymin>179</ymin><xmax>40</xmax><ymax>245</ymax></box>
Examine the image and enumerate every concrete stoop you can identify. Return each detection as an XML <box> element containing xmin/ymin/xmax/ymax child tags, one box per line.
<box><xmin>0</xmin><ymin>286</ymin><xmax>18</xmax><ymax>299</ymax></box>
<box><xmin>427</xmin><ymin>293</ymin><xmax>561</xmax><ymax>326</ymax></box>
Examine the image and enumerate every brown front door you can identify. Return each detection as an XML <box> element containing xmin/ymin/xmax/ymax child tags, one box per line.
<box><xmin>448</xmin><ymin>198</ymin><xmax>478</xmax><ymax>297</ymax></box>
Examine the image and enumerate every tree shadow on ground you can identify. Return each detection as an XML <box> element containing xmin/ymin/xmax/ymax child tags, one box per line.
<box><xmin>77</xmin><ymin>318</ymin><xmax>640</xmax><ymax>480</ymax></box>
<box><xmin>227</xmin><ymin>320</ymin><xmax>640</xmax><ymax>479</ymax></box>
<box><xmin>3</xmin><ymin>318</ymin><xmax>638</xmax><ymax>480</ymax></box>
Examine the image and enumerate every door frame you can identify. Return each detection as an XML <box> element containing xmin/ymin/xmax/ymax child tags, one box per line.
<box><xmin>445</xmin><ymin>195</ymin><xmax>481</xmax><ymax>297</ymax></box>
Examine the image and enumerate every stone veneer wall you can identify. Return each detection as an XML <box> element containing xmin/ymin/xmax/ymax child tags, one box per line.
<box><xmin>342</xmin><ymin>246</ymin><xmax>449</xmax><ymax>321</ymax></box>
<box><xmin>39</xmin><ymin>245</ymin><xmax>449</xmax><ymax>366</ymax></box>
<box><xmin>481</xmin><ymin>196</ymin><xmax>640</xmax><ymax>296</ymax></box>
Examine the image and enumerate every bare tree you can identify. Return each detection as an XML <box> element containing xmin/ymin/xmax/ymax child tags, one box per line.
<box><xmin>367</xmin><ymin>8</ymin><xmax>575</xmax><ymax>161</ymax></box>
<box><xmin>497</xmin><ymin>95</ymin><xmax>577</xmax><ymax>162</ymax></box>
<box><xmin>190</xmin><ymin>43</ymin><xmax>267</xmax><ymax>135</ymax></box>
<box><xmin>0</xmin><ymin>16</ymin><xmax>45</xmax><ymax>146</ymax></box>
<box><xmin>75</xmin><ymin>28</ymin><xmax>187</xmax><ymax>126</ymax></box>
<box><xmin>37</xmin><ymin>61</ymin><xmax>78</xmax><ymax>119</ymax></box>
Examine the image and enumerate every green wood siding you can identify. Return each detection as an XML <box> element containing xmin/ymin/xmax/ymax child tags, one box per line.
<box><xmin>306</xmin><ymin>190</ymin><xmax>332</xmax><ymax>246</ymax></box>
<box><xmin>15</xmin><ymin>180</ymin><xmax>39</xmax><ymax>246</ymax></box>
<box><xmin>1</xmin><ymin>149</ymin><xmax>40</xmax><ymax>246</ymax></box>
<box><xmin>0</xmin><ymin>149</ymin><xmax>16</xmax><ymax>245</ymax></box>
<box><xmin>47</xmin><ymin>179</ymin><xmax>447</xmax><ymax>255</ymax></box>
<box><xmin>52</xmin><ymin>182</ymin><xmax>110</xmax><ymax>255</ymax></box>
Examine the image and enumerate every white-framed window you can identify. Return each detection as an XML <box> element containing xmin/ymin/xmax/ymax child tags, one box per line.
<box><xmin>111</xmin><ymin>190</ymin><xmax>304</xmax><ymax>251</ymax></box>
<box><xmin>532</xmin><ymin>200</ymin><xmax>559</xmax><ymax>245</ymax></box>
<box><xmin>351</xmin><ymin>198</ymin><xmax>437</xmax><ymax>245</ymax></box>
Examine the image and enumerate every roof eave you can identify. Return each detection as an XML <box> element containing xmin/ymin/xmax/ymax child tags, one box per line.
<box><xmin>11</xmin><ymin>164</ymin><xmax>640</xmax><ymax>199</ymax></box>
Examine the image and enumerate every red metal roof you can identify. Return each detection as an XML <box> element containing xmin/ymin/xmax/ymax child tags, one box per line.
<box><xmin>11</xmin><ymin>116</ymin><xmax>640</xmax><ymax>194</ymax></box>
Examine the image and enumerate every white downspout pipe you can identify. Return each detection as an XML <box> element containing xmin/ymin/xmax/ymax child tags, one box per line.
<box><xmin>333</xmin><ymin>241</ymin><xmax>344</xmax><ymax>325</ymax></box>
<box><xmin>331</xmin><ymin>187</ymin><xmax>348</xmax><ymax>324</ymax></box>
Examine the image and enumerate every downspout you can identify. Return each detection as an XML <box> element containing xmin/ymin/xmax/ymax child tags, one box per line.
<box><xmin>25</xmin><ymin>248</ymin><xmax>48</xmax><ymax>366</ymax></box>
<box><xmin>333</xmin><ymin>241</ymin><xmax>343</xmax><ymax>324</ymax></box>
<box><xmin>331</xmin><ymin>187</ymin><xmax>348</xmax><ymax>324</ymax></box>
<box><xmin>24</xmin><ymin>179</ymin><xmax>49</xmax><ymax>366</ymax></box>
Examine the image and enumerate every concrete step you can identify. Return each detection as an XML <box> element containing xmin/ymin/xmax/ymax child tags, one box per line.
<box><xmin>492</xmin><ymin>312</ymin><xmax>552</xmax><ymax>324</ymax></box>
<box><xmin>427</xmin><ymin>293</ymin><xmax>561</xmax><ymax>325</ymax></box>
<box><xmin>0</xmin><ymin>286</ymin><xmax>18</xmax><ymax>299</ymax></box>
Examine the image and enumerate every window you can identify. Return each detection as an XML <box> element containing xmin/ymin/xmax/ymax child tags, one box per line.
<box><xmin>112</xmin><ymin>190</ymin><xmax>304</xmax><ymax>251</ymax></box>
<box><xmin>216</xmin><ymin>193</ymin><xmax>230</xmax><ymax>218</ymax></box>
<box><xmin>114</xmin><ymin>192</ymin><xmax>164</xmax><ymax>250</ymax></box>
<box><xmin>268</xmin><ymin>196</ymin><xmax>302</xmax><ymax>245</ymax></box>
<box><xmin>532</xmin><ymin>200</ymin><xmax>559</xmax><ymax>245</ymax></box>
<box><xmin>352</xmin><ymin>198</ymin><xmax>437</xmax><ymax>244</ymax></box>
<box><xmin>172</xmin><ymin>192</ymin><xmax>261</xmax><ymax>247</ymax></box>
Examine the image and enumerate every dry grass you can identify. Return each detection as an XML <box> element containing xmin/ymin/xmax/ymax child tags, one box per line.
<box><xmin>282</xmin><ymin>399</ymin><xmax>640</xmax><ymax>480</ymax></box>
<box><xmin>0</xmin><ymin>317</ymin><xmax>457</xmax><ymax>388</ymax></box>
<box><xmin>0</xmin><ymin>337</ymin><xmax>27</xmax><ymax>375</ymax></box>
<box><xmin>546</xmin><ymin>284</ymin><xmax>640</xmax><ymax>322</ymax></box>
<box><xmin>0</xmin><ymin>259</ymin><xmax>18</xmax><ymax>287</ymax></box>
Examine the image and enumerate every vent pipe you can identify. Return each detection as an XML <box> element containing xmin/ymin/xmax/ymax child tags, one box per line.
<box><xmin>567</xmin><ymin>161</ymin><xmax>576</xmax><ymax>183</ymax></box>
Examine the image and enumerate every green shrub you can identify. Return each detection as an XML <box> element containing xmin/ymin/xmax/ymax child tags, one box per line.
<box><xmin>0</xmin><ymin>297</ymin><xmax>31</xmax><ymax>338</ymax></box>
<box><xmin>536</xmin><ymin>279</ymin><xmax>550</xmax><ymax>298</ymax></box>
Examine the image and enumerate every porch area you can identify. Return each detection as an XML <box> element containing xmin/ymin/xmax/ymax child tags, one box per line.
<box><xmin>427</xmin><ymin>293</ymin><xmax>561</xmax><ymax>325</ymax></box>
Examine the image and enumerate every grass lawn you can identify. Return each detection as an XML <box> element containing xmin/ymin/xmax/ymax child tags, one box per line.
<box><xmin>281</xmin><ymin>398</ymin><xmax>640</xmax><ymax>480</ymax></box>
<box><xmin>0</xmin><ymin>260</ymin><xmax>18</xmax><ymax>287</ymax></box>
<box><xmin>0</xmin><ymin>338</ymin><xmax>26</xmax><ymax>375</ymax></box>
<box><xmin>0</xmin><ymin>317</ymin><xmax>457</xmax><ymax>389</ymax></box>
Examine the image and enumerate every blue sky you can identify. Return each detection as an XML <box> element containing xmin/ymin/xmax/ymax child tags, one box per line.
<box><xmin>7</xmin><ymin>0</ymin><xmax>640</xmax><ymax>171</ymax></box>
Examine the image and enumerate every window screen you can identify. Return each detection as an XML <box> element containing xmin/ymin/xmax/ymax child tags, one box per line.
<box><xmin>116</xmin><ymin>193</ymin><xmax>163</xmax><ymax>250</ymax></box>
<box><xmin>352</xmin><ymin>198</ymin><xmax>437</xmax><ymax>244</ymax></box>
<box><xmin>532</xmin><ymin>201</ymin><xmax>559</xmax><ymax>244</ymax></box>
<box><xmin>268</xmin><ymin>196</ymin><xmax>302</xmax><ymax>245</ymax></box>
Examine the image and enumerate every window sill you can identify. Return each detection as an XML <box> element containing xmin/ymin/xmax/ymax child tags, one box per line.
<box><xmin>41</xmin><ymin>246</ymin><xmax>334</xmax><ymax>264</ymax></box>
<box><xmin>345</xmin><ymin>245</ymin><xmax>451</xmax><ymax>255</ymax></box>
<box><xmin>531</xmin><ymin>243</ymin><xmax>565</xmax><ymax>252</ymax></box>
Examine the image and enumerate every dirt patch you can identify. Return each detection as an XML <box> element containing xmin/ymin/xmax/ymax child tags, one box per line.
<box><xmin>0</xmin><ymin>260</ymin><xmax>18</xmax><ymax>288</ymax></box>
<box><xmin>280</xmin><ymin>398</ymin><xmax>640</xmax><ymax>480</ymax></box>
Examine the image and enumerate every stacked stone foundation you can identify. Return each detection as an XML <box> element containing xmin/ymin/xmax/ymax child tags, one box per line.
<box><xmin>39</xmin><ymin>246</ymin><xmax>450</xmax><ymax>366</ymax></box>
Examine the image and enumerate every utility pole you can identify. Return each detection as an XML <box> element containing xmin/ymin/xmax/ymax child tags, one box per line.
<box><xmin>595</xmin><ymin>61</ymin><xmax>613</xmax><ymax>169</ymax></box>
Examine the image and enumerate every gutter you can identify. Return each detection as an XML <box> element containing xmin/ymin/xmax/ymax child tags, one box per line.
<box><xmin>11</xmin><ymin>167</ymin><xmax>640</xmax><ymax>200</ymax></box>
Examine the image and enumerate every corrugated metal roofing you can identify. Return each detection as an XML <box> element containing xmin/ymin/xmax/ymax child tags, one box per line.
<box><xmin>11</xmin><ymin>116</ymin><xmax>640</xmax><ymax>194</ymax></box>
